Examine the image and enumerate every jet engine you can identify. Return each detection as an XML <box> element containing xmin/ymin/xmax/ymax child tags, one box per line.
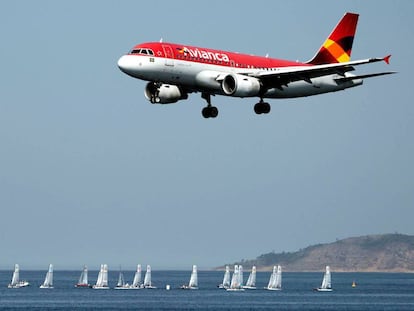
<box><xmin>144</xmin><ymin>82</ymin><xmax>188</xmax><ymax>104</ymax></box>
<box><xmin>221</xmin><ymin>74</ymin><xmax>261</xmax><ymax>97</ymax></box>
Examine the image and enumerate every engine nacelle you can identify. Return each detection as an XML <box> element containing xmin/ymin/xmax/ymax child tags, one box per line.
<box><xmin>144</xmin><ymin>82</ymin><xmax>188</xmax><ymax>104</ymax></box>
<box><xmin>222</xmin><ymin>74</ymin><xmax>261</xmax><ymax>97</ymax></box>
<box><xmin>195</xmin><ymin>70</ymin><xmax>223</xmax><ymax>91</ymax></box>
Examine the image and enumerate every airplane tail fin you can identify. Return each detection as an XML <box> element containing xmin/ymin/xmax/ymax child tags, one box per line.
<box><xmin>307</xmin><ymin>12</ymin><xmax>359</xmax><ymax>65</ymax></box>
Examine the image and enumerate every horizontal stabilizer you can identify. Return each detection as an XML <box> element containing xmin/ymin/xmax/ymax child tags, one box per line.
<box><xmin>383</xmin><ymin>54</ymin><xmax>392</xmax><ymax>65</ymax></box>
<box><xmin>335</xmin><ymin>71</ymin><xmax>397</xmax><ymax>83</ymax></box>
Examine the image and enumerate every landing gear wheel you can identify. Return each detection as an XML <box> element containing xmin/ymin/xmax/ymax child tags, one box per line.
<box><xmin>254</xmin><ymin>103</ymin><xmax>262</xmax><ymax>114</ymax></box>
<box><xmin>210</xmin><ymin>106</ymin><xmax>218</xmax><ymax>118</ymax></box>
<box><xmin>263</xmin><ymin>102</ymin><xmax>270</xmax><ymax>114</ymax></box>
<box><xmin>254</xmin><ymin>102</ymin><xmax>271</xmax><ymax>114</ymax></box>
<box><xmin>202</xmin><ymin>107</ymin><xmax>210</xmax><ymax>118</ymax></box>
<box><xmin>202</xmin><ymin>106</ymin><xmax>219</xmax><ymax>118</ymax></box>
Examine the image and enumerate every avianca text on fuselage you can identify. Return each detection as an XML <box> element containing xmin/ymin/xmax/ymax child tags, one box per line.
<box><xmin>178</xmin><ymin>47</ymin><xmax>230</xmax><ymax>63</ymax></box>
<box><xmin>117</xmin><ymin>12</ymin><xmax>395</xmax><ymax>119</ymax></box>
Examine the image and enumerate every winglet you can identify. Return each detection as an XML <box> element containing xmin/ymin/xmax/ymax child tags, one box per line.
<box><xmin>383</xmin><ymin>54</ymin><xmax>391</xmax><ymax>65</ymax></box>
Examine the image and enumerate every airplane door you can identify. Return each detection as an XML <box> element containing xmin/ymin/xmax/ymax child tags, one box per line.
<box><xmin>162</xmin><ymin>45</ymin><xmax>174</xmax><ymax>66</ymax></box>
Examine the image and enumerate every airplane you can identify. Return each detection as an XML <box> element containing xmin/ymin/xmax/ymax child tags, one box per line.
<box><xmin>117</xmin><ymin>12</ymin><xmax>395</xmax><ymax>118</ymax></box>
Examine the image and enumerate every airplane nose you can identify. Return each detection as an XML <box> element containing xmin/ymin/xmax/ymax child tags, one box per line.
<box><xmin>117</xmin><ymin>55</ymin><xmax>130</xmax><ymax>73</ymax></box>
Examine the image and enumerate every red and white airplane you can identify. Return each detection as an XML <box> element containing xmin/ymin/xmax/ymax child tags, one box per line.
<box><xmin>117</xmin><ymin>12</ymin><xmax>395</xmax><ymax>118</ymax></box>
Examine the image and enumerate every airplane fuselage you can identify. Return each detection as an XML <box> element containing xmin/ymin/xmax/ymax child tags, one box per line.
<box><xmin>118</xmin><ymin>42</ymin><xmax>361</xmax><ymax>99</ymax></box>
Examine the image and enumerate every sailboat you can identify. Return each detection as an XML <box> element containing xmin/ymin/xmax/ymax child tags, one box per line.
<box><xmin>39</xmin><ymin>264</ymin><xmax>54</xmax><ymax>289</ymax></box>
<box><xmin>315</xmin><ymin>265</ymin><xmax>333</xmax><ymax>292</ymax></box>
<box><xmin>143</xmin><ymin>265</ymin><xmax>156</xmax><ymax>289</ymax></box>
<box><xmin>218</xmin><ymin>265</ymin><xmax>231</xmax><ymax>289</ymax></box>
<box><xmin>93</xmin><ymin>264</ymin><xmax>109</xmax><ymax>289</ymax></box>
<box><xmin>265</xmin><ymin>266</ymin><xmax>276</xmax><ymax>290</ymax></box>
<box><xmin>243</xmin><ymin>266</ymin><xmax>257</xmax><ymax>290</ymax></box>
<box><xmin>130</xmin><ymin>264</ymin><xmax>142</xmax><ymax>289</ymax></box>
<box><xmin>181</xmin><ymin>265</ymin><xmax>198</xmax><ymax>289</ymax></box>
<box><xmin>114</xmin><ymin>266</ymin><xmax>131</xmax><ymax>289</ymax></box>
<box><xmin>266</xmin><ymin>265</ymin><xmax>282</xmax><ymax>291</ymax></box>
<box><xmin>8</xmin><ymin>264</ymin><xmax>30</xmax><ymax>288</ymax></box>
<box><xmin>75</xmin><ymin>265</ymin><xmax>90</xmax><ymax>288</ymax></box>
<box><xmin>226</xmin><ymin>265</ymin><xmax>244</xmax><ymax>291</ymax></box>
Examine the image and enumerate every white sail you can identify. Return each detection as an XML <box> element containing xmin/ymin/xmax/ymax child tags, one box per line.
<box><xmin>219</xmin><ymin>265</ymin><xmax>231</xmax><ymax>289</ymax></box>
<box><xmin>80</xmin><ymin>266</ymin><xmax>88</xmax><ymax>284</ymax></box>
<box><xmin>116</xmin><ymin>271</ymin><xmax>125</xmax><ymax>287</ymax></box>
<box><xmin>227</xmin><ymin>265</ymin><xmax>244</xmax><ymax>291</ymax></box>
<box><xmin>102</xmin><ymin>264</ymin><xmax>108</xmax><ymax>287</ymax></box>
<box><xmin>76</xmin><ymin>265</ymin><xmax>89</xmax><ymax>287</ymax></box>
<box><xmin>143</xmin><ymin>265</ymin><xmax>156</xmax><ymax>288</ymax></box>
<box><xmin>223</xmin><ymin>265</ymin><xmax>231</xmax><ymax>287</ymax></box>
<box><xmin>96</xmin><ymin>264</ymin><xmax>103</xmax><ymax>286</ymax></box>
<box><xmin>188</xmin><ymin>265</ymin><xmax>198</xmax><ymax>289</ymax></box>
<box><xmin>317</xmin><ymin>266</ymin><xmax>332</xmax><ymax>291</ymax></box>
<box><xmin>266</xmin><ymin>266</ymin><xmax>276</xmax><ymax>289</ymax></box>
<box><xmin>275</xmin><ymin>265</ymin><xmax>282</xmax><ymax>290</ymax></box>
<box><xmin>266</xmin><ymin>265</ymin><xmax>282</xmax><ymax>290</ymax></box>
<box><xmin>238</xmin><ymin>265</ymin><xmax>244</xmax><ymax>287</ymax></box>
<box><xmin>229</xmin><ymin>265</ymin><xmax>239</xmax><ymax>289</ymax></box>
<box><xmin>132</xmin><ymin>264</ymin><xmax>142</xmax><ymax>288</ymax></box>
<box><xmin>40</xmin><ymin>264</ymin><xmax>53</xmax><ymax>288</ymax></box>
<box><xmin>93</xmin><ymin>264</ymin><xmax>109</xmax><ymax>289</ymax></box>
<box><xmin>11</xmin><ymin>264</ymin><xmax>20</xmax><ymax>286</ymax></box>
<box><xmin>243</xmin><ymin>266</ymin><xmax>256</xmax><ymax>289</ymax></box>
<box><xmin>143</xmin><ymin>265</ymin><xmax>151</xmax><ymax>286</ymax></box>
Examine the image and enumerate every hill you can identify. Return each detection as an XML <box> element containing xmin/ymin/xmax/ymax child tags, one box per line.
<box><xmin>220</xmin><ymin>234</ymin><xmax>414</xmax><ymax>272</ymax></box>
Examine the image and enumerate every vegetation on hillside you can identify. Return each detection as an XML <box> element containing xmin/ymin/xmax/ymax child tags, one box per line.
<box><xmin>221</xmin><ymin>234</ymin><xmax>414</xmax><ymax>272</ymax></box>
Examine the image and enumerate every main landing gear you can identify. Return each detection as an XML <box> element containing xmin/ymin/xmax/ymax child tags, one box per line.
<box><xmin>202</xmin><ymin>106</ymin><xmax>219</xmax><ymax>118</ymax></box>
<box><xmin>254</xmin><ymin>100</ymin><xmax>271</xmax><ymax>115</ymax></box>
<box><xmin>200</xmin><ymin>94</ymin><xmax>271</xmax><ymax>118</ymax></box>
<box><xmin>201</xmin><ymin>93</ymin><xmax>218</xmax><ymax>118</ymax></box>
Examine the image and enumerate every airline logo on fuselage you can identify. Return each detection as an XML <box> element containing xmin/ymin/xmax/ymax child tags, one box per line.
<box><xmin>177</xmin><ymin>47</ymin><xmax>230</xmax><ymax>62</ymax></box>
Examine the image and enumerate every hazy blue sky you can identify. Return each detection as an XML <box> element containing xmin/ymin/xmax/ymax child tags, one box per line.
<box><xmin>0</xmin><ymin>1</ymin><xmax>412</xmax><ymax>270</ymax></box>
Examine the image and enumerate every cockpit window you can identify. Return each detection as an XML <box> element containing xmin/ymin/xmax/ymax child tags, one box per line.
<box><xmin>130</xmin><ymin>48</ymin><xmax>154</xmax><ymax>55</ymax></box>
<box><xmin>130</xmin><ymin>49</ymin><xmax>141</xmax><ymax>54</ymax></box>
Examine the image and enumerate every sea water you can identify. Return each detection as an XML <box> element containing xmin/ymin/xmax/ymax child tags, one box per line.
<box><xmin>0</xmin><ymin>270</ymin><xmax>414</xmax><ymax>310</ymax></box>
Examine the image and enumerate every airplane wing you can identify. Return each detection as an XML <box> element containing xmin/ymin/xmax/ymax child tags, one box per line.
<box><xmin>248</xmin><ymin>55</ymin><xmax>394</xmax><ymax>89</ymax></box>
